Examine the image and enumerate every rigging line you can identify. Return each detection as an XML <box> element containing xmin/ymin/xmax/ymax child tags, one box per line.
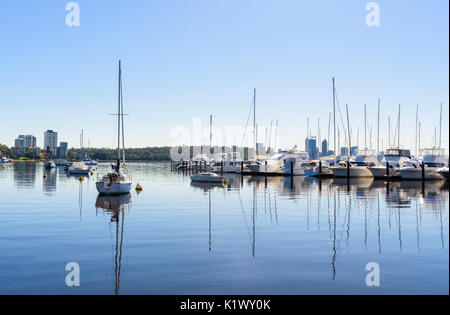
<box><xmin>238</xmin><ymin>191</ymin><xmax>253</xmax><ymax>244</ymax></box>
<box><xmin>334</xmin><ymin>90</ymin><xmax>349</xmax><ymax>148</ymax></box>
<box><xmin>240</xmin><ymin>95</ymin><xmax>256</xmax><ymax>148</ymax></box>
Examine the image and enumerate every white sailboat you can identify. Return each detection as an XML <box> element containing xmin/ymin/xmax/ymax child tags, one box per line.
<box><xmin>96</xmin><ymin>61</ymin><xmax>132</xmax><ymax>195</ymax></box>
<box><xmin>331</xmin><ymin>149</ymin><xmax>378</xmax><ymax>178</ymax></box>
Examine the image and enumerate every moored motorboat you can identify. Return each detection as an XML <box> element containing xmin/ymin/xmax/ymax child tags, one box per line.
<box><xmin>191</xmin><ymin>173</ymin><xmax>226</xmax><ymax>183</ymax></box>
<box><xmin>331</xmin><ymin>149</ymin><xmax>378</xmax><ymax>178</ymax></box>
<box><xmin>68</xmin><ymin>161</ymin><xmax>90</xmax><ymax>175</ymax></box>
<box><xmin>45</xmin><ymin>161</ymin><xmax>56</xmax><ymax>169</ymax></box>
<box><xmin>398</xmin><ymin>149</ymin><xmax>447</xmax><ymax>180</ymax></box>
<box><xmin>369</xmin><ymin>149</ymin><xmax>414</xmax><ymax>179</ymax></box>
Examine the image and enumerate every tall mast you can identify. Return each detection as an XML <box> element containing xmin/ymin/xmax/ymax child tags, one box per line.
<box><xmin>397</xmin><ymin>104</ymin><xmax>401</xmax><ymax>149</ymax></box>
<box><xmin>253</xmin><ymin>89</ymin><xmax>256</xmax><ymax>157</ymax></box>
<box><xmin>332</xmin><ymin>78</ymin><xmax>336</xmax><ymax>160</ymax></box>
<box><xmin>274</xmin><ymin>120</ymin><xmax>279</xmax><ymax>153</ymax></box>
<box><xmin>388</xmin><ymin>116</ymin><xmax>391</xmax><ymax>149</ymax></box>
<box><xmin>364</xmin><ymin>104</ymin><xmax>367</xmax><ymax>150</ymax></box>
<box><xmin>210</xmin><ymin>114</ymin><xmax>213</xmax><ymax>149</ymax></box>
<box><xmin>439</xmin><ymin>102</ymin><xmax>443</xmax><ymax>148</ymax></box>
<box><xmin>377</xmin><ymin>99</ymin><xmax>380</xmax><ymax>154</ymax></box>
<box><xmin>415</xmin><ymin>104</ymin><xmax>419</xmax><ymax>157</ymax></box>
<box><xmin>121</xmin><ymin>62</ymin><xmax>126</xmax><ymax>167</ymax></box>
<box><xmin>418</xmin><ymin>121</ymin><xmax>421</xmax><ymax>153</ymax></box>
<box><xmin>117</xmin><ymin>60</ymin><xmax>121</xmax><ymax>162</ymax></box>
<box><xmin>346</xmin><ymin>104</ymin><xmax>351</xmax><ymax>158</ymax></box>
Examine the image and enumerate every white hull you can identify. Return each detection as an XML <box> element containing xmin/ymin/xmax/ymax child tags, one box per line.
<box><xmin>96</xmin><ymin>181</ymin><xmax>133</xmax><ymax>195</ymax></box>
<box><xmin>282</xmin><ymin>167</ymin><xmax>306</xmax><ymax>176</ymax></box>
<box><xmin>248</xmin><ymin>163</ymin><xmax>281</xmax><ymax>174</ymax></box>
<box><xmin>368</xmin><ymin>166</ymin><xmax>400</xmax><ymax>179</ymax></box>
<box><xmin>331</xmin><ymin>166</ymin><xmax>373</xmax><ymax>178</ymax></box>
<box><xmin>398</xmin><ymin>168</ymin><xmax>444</xmax><ymax>180</ymax></box>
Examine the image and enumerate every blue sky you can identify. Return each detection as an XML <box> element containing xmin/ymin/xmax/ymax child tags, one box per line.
<box><xmin>0</xmin><ymin>0</ymin><xmax>448</xmax><ymax>153</ymax></box>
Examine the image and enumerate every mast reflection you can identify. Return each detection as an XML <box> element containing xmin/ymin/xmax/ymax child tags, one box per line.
<box><xmin>95</xmin><ymin>193</ymin><xmax>132</xmax><ymax>295</ymax></box>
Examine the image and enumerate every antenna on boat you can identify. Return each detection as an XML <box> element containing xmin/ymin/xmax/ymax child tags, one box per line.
<box><xmin>120</xmin><ymin>62</ymin><xmax>126</xmax><ymax>167</ymax></box>
<box><xmin>210</xmin><ymin>114</ymin><xmax>213</xmax><ymax>150</ymax></box>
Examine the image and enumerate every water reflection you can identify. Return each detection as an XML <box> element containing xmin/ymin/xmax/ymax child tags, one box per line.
<box><xmin>43</xmin><ymin>168</ymin><xmax>57</xmax><ymax>195</ymax></box>
<box><xmin>13</xmin><ymin>163</ymin><xmax>37</xmax><ymax>190</ymax></box>
<box><xmin>95</xmin><ymin>194</ymin><xmax>132</xmax><ymax>295</ymax></box>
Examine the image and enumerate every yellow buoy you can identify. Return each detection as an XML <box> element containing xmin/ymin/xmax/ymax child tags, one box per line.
<box><xmin>136</xmin><ymin>184</ymin><xmax>143</xmax><ymax>191</ymax></box>
<box><xmin>79</xmin><ymin>177</ymin><xmax>84</xmax><ymax>182</ymax></box>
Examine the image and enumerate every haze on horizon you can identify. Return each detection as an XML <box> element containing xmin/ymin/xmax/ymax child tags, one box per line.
<box><xmin>0</xmin><ymin>0</ymin><xmax>448</xmax><ymax>154</ymax></box>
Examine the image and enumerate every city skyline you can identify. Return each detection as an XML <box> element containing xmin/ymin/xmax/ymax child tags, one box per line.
<box><xmin>0</xmin><ymin>0</ymin><xmax>448</xmax><ymax>153</ymax></box>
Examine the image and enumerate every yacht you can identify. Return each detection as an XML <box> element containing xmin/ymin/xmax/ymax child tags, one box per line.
<box><xmin>212</xmin><ymin>152</ymin><xmax>243</xmax><ymax>173</ymax></box>
<box><xmin>399</xmin><ymin>148</ymin><xmax>447</xmax><ymax>180</ymax></box>
<box><xmin>96</xmin><ymin>61</ymin><xmax>132</xmax><ymax>195</ymax></box>
<box><xmin>281</xmin><ymin>152</ymin><xmax>310</xmax><ymax>176</ymax></box>
<box><xmin>68</xmin><ymin>162</ymin><xmax>90</xmax><ymax>175</ymax></box>
<box><xmin>249</xmin><ymin>149</ymin><xmax>307</xmax><ymax>175</ymax></box>
<box><xmin>55</xmin><ymin>160</ymin><xmax>70</xmax><ymax>166</ymax></box>
<box><xmin>304</xmin><ymin>160</ymin><xmax>334</xmax><ymax>177</ymax></box>
<box><xmin>331</xmin><ymin>149</ymin><xmax>378</xmax><ymax>178</ymax></box>
<box><xmin>368</xmin><ymin>148</ymin><xmax>414</xmax><ymax>179</ymax></box>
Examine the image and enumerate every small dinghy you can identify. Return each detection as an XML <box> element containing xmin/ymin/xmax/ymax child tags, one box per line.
<box><xmin>190</xmin><ymin>173</ymin><xmax>226</xmax><ymax>184</ymax></box>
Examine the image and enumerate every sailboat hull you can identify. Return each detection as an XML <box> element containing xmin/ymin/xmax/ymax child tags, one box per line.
<box><xmin>96</xmin><ymin>181</ymin><xmax>133</xmax><ymax>195</ymax></box>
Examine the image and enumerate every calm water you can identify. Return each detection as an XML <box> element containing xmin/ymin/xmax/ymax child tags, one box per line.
<box><xmin>0</xmin><ymin>162</ymin><xmax>448</xmax><ymax>295</ymax></box>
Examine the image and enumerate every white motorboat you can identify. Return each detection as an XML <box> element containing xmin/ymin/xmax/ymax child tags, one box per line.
<box><xmin>368</xmin><ymin>148</ymin><xmax>414</xmax><ymax>179</ymax></box>
<box><xmin>438</xmin><ymin>167</ymin><xmax>449</xmax><ymax>181</ymax></box>
<box><xmin>68</xmin><ymin>161</ymin><xmax>90</xmax><ymax>175</ymax></box>
<box><xmin>96</xmin><ymin>61</ymin><xmax>133</xmax><ymax>195</ymax></box>
<box><xmin>304</xmin><ymin>160</ymin><xmax>334</xmax><ymax>177</ymax></box>
<box><xmin>398</xmin><ymin>148</ymin><xmax>447</xmax><ymax>180</ymax></box>
<box><xmin>191</xmin><ymin>173</ymin><xmax>226</xmax><ymax>183</ymax></box>
<box><xmin>250</xmin><ymin>149</ymin><xmax>307</xmax><ymax>175</ymax></box>
<box><xmin>281</xmin><ymin>152</ymin><xmax>310</xmax><ymax>176</ymax></box>
<box><xmin>212</xmin><ymin>152</ymin><xmax>243</xmax><ymax>173</ymax></box>
<box><xmin>331</xmin><ymin>149</ymin><xmax>378</xmax><ymax>178</ymax></box>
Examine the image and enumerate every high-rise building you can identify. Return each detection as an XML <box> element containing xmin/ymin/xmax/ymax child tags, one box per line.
<box><xmin>305</xmin><ymin>137</ymin><xmax>318</xmax><ymax>160</ymax></box>
<box><xmin>24</xmin><ymin>135</ymin><xmax>36</xmax><ymax>148</ymax></box>
<box><xmin>321</xmin><ymin>139</ymin><xmax>328</xmax><ymax>157</ymax></box>
<box><xmin>57</xmin><ymin>142</ymin><xmax>68</xmax><ymax>159</ymax></box>
<box><xmin>44</xmin><ymin>130</ymin><xmax>58</xmax><ymax>150</ymax></box>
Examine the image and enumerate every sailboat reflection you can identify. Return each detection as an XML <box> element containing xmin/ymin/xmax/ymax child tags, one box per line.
<box><xmin>95</xmin><ymin>193</ymin><xmax>132</xmax><ymax>295</ymax></box>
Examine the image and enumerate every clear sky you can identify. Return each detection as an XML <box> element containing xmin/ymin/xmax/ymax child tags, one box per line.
<box><xmin>0</xmin><ymin>0</ymin><xmax>448</xmax><ymax>154</ymax></box>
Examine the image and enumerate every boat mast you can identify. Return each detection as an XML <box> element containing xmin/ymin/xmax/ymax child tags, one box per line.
<box><xmin>364</xmin><ymin>104</ymin><xmax>367</xmax><ymax>150</ymax></box>
<box><xmin>121</xmin><ymin>62</ymin><xmax>126</xmax><ymax>167</ymax></box>
<box><xmin>117</xmin><ymin>61</ymin><xmax>121</xmax><ymax>162</ymax></box>
<box><xmin>253</xmin><ymin>89</ymin><xmax>256</xmax><ymax>158</ymax></box>
<box><xmin>210</xmin><ymin>114</ymin><xmax>213</xmax><ymax>150</ymax></box>
<box><xmin>415</xmin><ymin>104</ymin><xmax>419</xmax><ymax>157</ymax></box>
<box><xmin>397</xmin><ymin>104</ymin><xmax>401</xmax><ymax>149</ymax></box>
<box><xmin>332</xmin><ymin>78</ymin><xmax>336</xmax><ymax>160</ymax></box>
<box><xmin>346</xmin><ymin>104</ymin><xmax>351</xmax><ymax>159</ymax></box>
<box><xmin>388</xmin><ymin>116</ymin><xmax>391</xmax><ymax>149</ymax></box>
<box><xmin>377</xmin><ymin>99</ymin><xmax>380</xmax><ymax>154</ymax></box>
<box><xmin>439</xmin><ymin>102</ymin><xmax>443</xmax><ymax>148</ymax></box>
<box><xmin>274</xmin><ymin>120</ymin><xmax>279</xmax><ymax>153</ymax></box>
